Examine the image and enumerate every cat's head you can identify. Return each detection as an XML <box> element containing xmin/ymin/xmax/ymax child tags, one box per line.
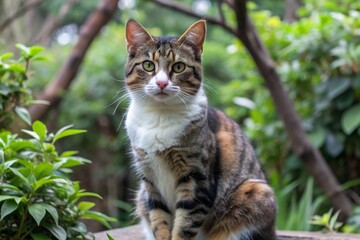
<box><xmin>124</xmin><ymin>19</ymin><xmax>206</xmax><ymax>104</ymax></box>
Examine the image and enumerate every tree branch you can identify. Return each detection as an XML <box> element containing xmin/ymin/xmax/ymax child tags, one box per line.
<box><xmin>152</xmin><ymin>0</ymin><xmax>237</xmax><ymax>36</ymax></box>
<box><xmin>28</xmin><ymin>0</ymin><xmax>119</xmax><ymax>121</ymax></box>
<box><xmin>0</xmin><ymin>0</ymin><xmax>45</xmax><ymax>34</ymax></box>
<box><xmin>216</xmin><ymin>0</ymin><xmax>225</xmax><ymax>23</ymax></box>
<box><xmin>284</xmin><ymin>0</ymin><xmax>302</xmax><ymax>23</ymax></box>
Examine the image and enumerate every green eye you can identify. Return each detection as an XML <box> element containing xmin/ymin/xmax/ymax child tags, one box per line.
<box><xmin>172</xmin><ymin>62</ymin><xmax>186</xmax><ymax>73</ymax></box>
<box><xmin>142</xmin><ymin>60</ymin><xmax>155</xmax><ymax>72</ymax></box>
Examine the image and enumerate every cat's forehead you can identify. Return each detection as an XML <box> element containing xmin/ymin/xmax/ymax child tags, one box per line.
<box><xmin>142</xmin><ymin>36</ymin><xmax>193</xmax><ymax>60</ymax></box>
<box><xmin>144</xmin><ymin>36</ymin><xmax>177</xmax><ymax>54</ymax></box>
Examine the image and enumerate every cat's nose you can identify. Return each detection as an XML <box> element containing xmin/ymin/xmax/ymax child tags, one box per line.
<box><xmin>156</xmin><ymin>79</ymin><xmax>168</xmax><ymax>90</ymax></box>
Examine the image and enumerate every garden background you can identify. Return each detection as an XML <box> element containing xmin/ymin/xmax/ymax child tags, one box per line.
<box><xmin>1</xmin><ymin>0</ymin><xmax>360</xmax><ymax>238</ymax></box>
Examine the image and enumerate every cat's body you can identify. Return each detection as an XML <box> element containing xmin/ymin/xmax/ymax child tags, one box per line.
<box><xmin>124</xmin><ymin>19</ymin><xmax>276</xmax><ymax>240</ymax></box>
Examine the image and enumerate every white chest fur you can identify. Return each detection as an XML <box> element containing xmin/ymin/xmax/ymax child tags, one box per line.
<box><xmin>125</xmin><ymin>92</ymin><xmax>207</xmax><ymax>210</ymax></box>
<box><xmin>126</xmin><ymin>106</ymin><xmax>186</xmax><ymax>152</ymax></box>
<box><xmin>125</xmin><ymin>91</ymin><xmax>207</xmax><ymax>152</ymax></box>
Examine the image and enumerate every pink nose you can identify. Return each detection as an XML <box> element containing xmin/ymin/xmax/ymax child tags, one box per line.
<box><xmin>156</xmin><ymin>79</ymin><xmax>168</xmax><ymax>90</ymax></box>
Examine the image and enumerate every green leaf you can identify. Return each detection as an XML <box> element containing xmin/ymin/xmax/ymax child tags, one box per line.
<box><xmin>341</xmin><ymin>104</ymin><xmax>360</xmax><ymax>134</ymax></box>
<box><xmin>106</xmin><ymin>233</ymin><xmax>115</xmax><ymax>240</ymax></box>
<box><xmin>0</xmin><ymin>137</ymin><xmax>5</xmax><ymax>148</ymax></box>
<box><xmin>9</xmin><ymin>140</ymin><xmax>37</xmax><ymax>151</ymax></box>
<box><xmin>31</xmin><ymin>233</ymin><xmax>49</xmax><ymax>240</ymax></box>
<box><xmin>35</xmin><ymin>178</ymin><xmax>68</xmax><ymax>191</ymax></box>
<box><xmin>68</xmin><ymin>222</ymin><xmax>87</xmax><ymax>234</ymax></box>
<box><xmin>78</xmin><ymin>201</ymin><xmax>95</xmax><ymax>211</ymax></box>
<box><xmin>4</xmin><ymin>160</ymin><xmax>18</xmax><ymax>169</ymax></box>
<box><xmin>29</xmin><ymin>46</ymin><xmax>44</xmax><ymax>58</ymax></box>
<box><xmin>52</xmin><ymin>129</ymin><xmax>86</xmax><ymax>143</ymax></box>
<box><xmin>15</xmin><ymin>43</ymin><xmax>30</xmax><ymax>56</ymax></box>
<box><xmin>325</xmin><ymin>133</ymin><xmax>344</xmax><ymax>157</ymax></box>
<box><xmin>21</xmin><ymin>129</ymin><xmax>40</xmax><ymax>140</ymax></box>
<box><xmin>1</xmin><ymin>199</ymin><xmax>18</xmax><ymax>220</ymax></box>
<box><xmin>60</xmin><ymin>150</ymin><xmax>78</xmax><ymax>157</ymax></box>
<box><xmin>35</xmin><ymin>162</ymin><xmax>54</xmax><ymax>179</ymax></box>
<box><xmin>32</xmin><ymin>121</ymin><xmax>47</xmax><ymax>141</ymax></box>
<box><xmin>31</xmin><ymin>56</ymin><xmax>49</xmax><ymax>62</ymax></box>
<box><xmin>76</xmin><ymin>191</ymin><xmax>102</xmax><ymax>199</ymax></box>
<box><xmin>40</xmin><ymin>203</ymin><xmax>59</xmax><ymax>226</ymax></box>
<box><xmin>44</xmin><ymin>223</ymin><xmax>67</xmax><ymax>240</ymax></box>
<box><xmin>329</xmin><ymin>210</ymin><xmax>341</xmax><ymax>231</ymax></box>
<box><xmin>8</xmin><ymin>63</ymin><xmax>26</xmax><ymax>73</ymax></box>
<box><xmin>0</xmin><ymin>195</ymin><xmax>23</xmax><ymax>204</ymax></box>
<box><xmin>80</xmin><ymin>211</ymin><xmax>116</xmax><ymax>229</ymax></box>
<box><xmin>0</xmin><ymin>149</ymin><xmax>3</xmax><ymax>163</ymax></box>
<box><xmin>327</xmin><ymin>77</ymin><xmax>351</xmax><ymax>100</ymax></box>
<box><xmin>29</xmin><ymin>203</ymin><xmax>46</xmax><ymax>226</ymax></box>
<box><xmin>17</xmin><ymin>159</ymin><xmax>35</xmax><ymax>171</ymax></box>
<box><xmin>28</xmin><ymin>99</ymin><xmax>50</xmax><ymax>105</ymax></box>
<box><xmin>15</xmin><ymin>106</ymin><xmax>32</xmax><ymax>126</ymax></box>
<box><xmin>55</xmin><ymin>157</ymin><xmax>90</xmax><ymax>169</ymax></box>
<box><xmin>9</xmin><ymin>167</ymin><xmax>29</xmax><ymax>183</ymax></box>
<box><xmin>307</xmin><ymin>127</ymin><xmax>326</xmax><ymax>148</ymax></box>
<box><xmin>53</xmin><ymin>125</ymin><xmax>73</xmax><ymax>138</ymax></box>
<box><xmin>0</xmin><ymin>183</ymin><xmax>22</xmax><ymax>193</ymax></box>
<box><xmin>0</xmin><ymin>52</ymin><xmax>13</xmax><ymax>61</ymax></box>
<box><xmin>34</xmin><ymin>178</ymin><xmax>55</xmax><ymax>191</ymax></box>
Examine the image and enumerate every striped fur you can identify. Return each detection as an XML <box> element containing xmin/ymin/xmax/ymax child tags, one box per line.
<box><xmin>124</xmin><ymin>19</ymin><xmax>276</xmax><ymax>240</ymax></box>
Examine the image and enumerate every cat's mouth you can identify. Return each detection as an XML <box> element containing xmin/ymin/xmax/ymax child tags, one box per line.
<box><xmin>156</xmin><ymin>92</ymin><xmax>168</xmax><ymax>96</ymax></box>
<box><xmin>144</xmin><ymin>85</ymin><xmax>180</xmax><ymax>101</ymax></box>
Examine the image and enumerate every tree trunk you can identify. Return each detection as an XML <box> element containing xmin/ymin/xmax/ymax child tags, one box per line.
<box><xmin>28</xmin><ymin>0</ymin><xmax>119</xmax><ymax>121</ymax></box>
<box><xmin>284</xmin><ymin>0</ymin><xmax>301</xmax><ymax>23</ymax></box>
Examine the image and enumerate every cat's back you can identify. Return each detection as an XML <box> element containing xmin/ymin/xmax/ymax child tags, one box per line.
<box><xmin>207</xmin><ymin>107</ymin><xmax>266</xmax><ymax>182</ymax></box>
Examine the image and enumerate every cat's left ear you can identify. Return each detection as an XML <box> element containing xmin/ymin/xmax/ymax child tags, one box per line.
<box><xmin>126</xmin><ymin>19</ymin><xmax>154</xmax><ymax>55</ymax></box>
<box><xmin>177</xmin><ymin>20</ymin><xmax>206</xmax><ymax>53</ymax></box>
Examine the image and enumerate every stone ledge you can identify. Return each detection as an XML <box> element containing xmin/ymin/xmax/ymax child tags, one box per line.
<box><xmin>94</xmin><ymin>225</ymin><xmax>360</xmax><ymax>240</ymax></box>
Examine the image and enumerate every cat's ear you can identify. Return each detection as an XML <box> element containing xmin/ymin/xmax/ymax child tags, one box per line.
<box><xmin>126</xmin><ymin>19</ymin><xmax>154</xmax><ymax>55</ymax></box>
<box><xmin>177</xmin><ymin>20</ymin><xmax>206</xmax><ymax>52</ymax></box>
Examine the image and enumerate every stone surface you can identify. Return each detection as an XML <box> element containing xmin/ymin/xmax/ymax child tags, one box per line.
<box><xmin>94</xmin><ymin>225</ymin><xmax>360</xmax><ymax>240</ymax></box>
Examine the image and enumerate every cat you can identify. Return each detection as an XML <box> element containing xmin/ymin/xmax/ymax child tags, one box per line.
<box><xmin>124</xmin><ymin>19</ymin><xmax>277</xmax><ymax>240</ymax></box>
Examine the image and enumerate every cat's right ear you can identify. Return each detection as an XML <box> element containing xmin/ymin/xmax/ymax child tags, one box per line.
<box><xmin>125</xmin><ymin>19</ymin><xmax>154</xmax><ymax>55</ymax></box>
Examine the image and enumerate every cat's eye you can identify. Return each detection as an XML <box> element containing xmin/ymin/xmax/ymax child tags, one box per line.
<box><xmin>172</xmin><ymin>62</ymin><xmax>186</xmax><ymax>73</ymax></box>
<box><xmin>142</xmin><ymin>60</ymin><xmax>155</xmax><ymax>72</ymax></box>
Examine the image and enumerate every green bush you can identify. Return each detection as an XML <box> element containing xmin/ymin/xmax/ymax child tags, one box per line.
<box><xmin>0</xmin><ymin>46</ymin><xmax>116</xmax><ymax>239</ymax></box>
<box><xmin>0</xmin><ymin>44</ymin><xmax>46</xmax><ymax>129</ymax></box>
<box><xmin>0</xmin><ymin>122</ymin><xmax>116</xmax><ymax>239</ymax></box>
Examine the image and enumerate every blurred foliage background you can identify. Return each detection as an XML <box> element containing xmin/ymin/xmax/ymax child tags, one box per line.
<box><xmin>1</xmin><ymin>0</ymin><xmax>360</xmax><ymax>234</ymax></box>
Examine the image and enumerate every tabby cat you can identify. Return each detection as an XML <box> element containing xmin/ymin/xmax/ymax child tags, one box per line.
<box><xmin>124</xmin><ymin>19</ymin><xmax>276</xmax><ymax>240</ymax></box>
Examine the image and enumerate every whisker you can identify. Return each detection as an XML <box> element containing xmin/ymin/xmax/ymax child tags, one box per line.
<box><xmin>116</xmin><ymin>111</ymin><xmax>127</xmax><ymax>132</ymax></box>
<box><xmin>202</xmin><ymin>82</ymin><xmax>218</xmax><ymax>94</ymax></box>
<box><xmin>112</xmin><ymin>96</ymin><xmax>128</xmax><ymax>115</ymax></box>
<box><xmin>177</xmin><ymin>94</ymin><xmax>189</xmax><ymax>111</ymax></box>
<box><xmin>110</xmin><ymin>75</ymin><xmax>126</xmax><ymax>83</ymax></box>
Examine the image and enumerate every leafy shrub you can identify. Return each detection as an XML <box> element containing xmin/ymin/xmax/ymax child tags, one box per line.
<box><xmin>0</xmin><ymin>44</ymin><xmax>45</xmax><ymax>128</ymax></box>
<box><xmin>0</xmin><ymin>45</ymin><xmax>116</xmax><ymax>239</ymax></box>
<box><xmin>0</xmin><ymin>121</ymin><xmax>116</xmax><ymax>240</ymax></box>
<box><xmin>310</xmin><ymin>208</ymin><xmax>342</xmax><ymax>232</ymax></box>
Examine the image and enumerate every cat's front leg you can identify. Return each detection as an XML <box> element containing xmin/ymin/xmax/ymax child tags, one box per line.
<box><xmin>171</xmin><ymin>173</ymin><xmax>213</xmax><ymax>240</ymax></box>
<box><xmin>144</xmin><ymin>179</ymin><xmax>172</xmax><ymax>240</ymax></box>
